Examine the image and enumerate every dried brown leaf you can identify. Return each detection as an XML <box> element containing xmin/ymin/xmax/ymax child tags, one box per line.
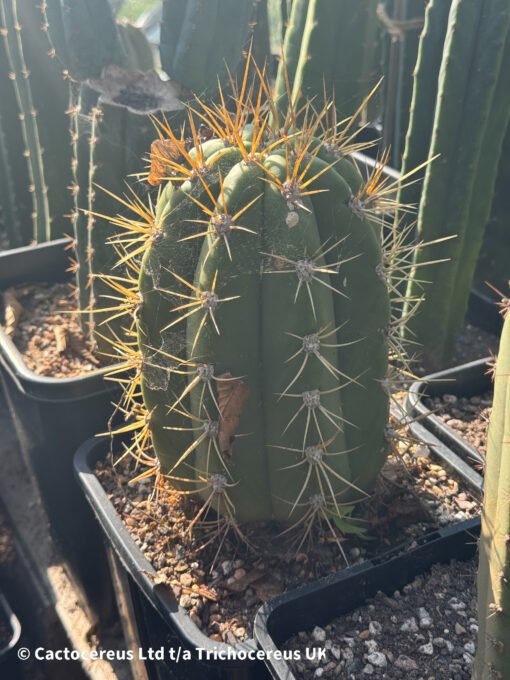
<box><xmin>54</xmin><ymin>325</ymin><xmax>67</xmax><ymax>354</ymax></box>
<box><xmin>217</xmin><ymin>373</ymin><xmax>250</xmax><ymax>458</ymax></box>
<box><xmin>3</xmin><ymin>289</ymin><xmax>22</xmax><ymax>337</ymax></box>
<box><xmin>148</xmin><ymin>138</ymin><xmax>184</xmax><ymax>186</ymax></box>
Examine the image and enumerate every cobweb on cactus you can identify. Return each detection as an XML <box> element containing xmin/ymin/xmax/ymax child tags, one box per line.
<box><xmin>92</xmin><ymin>54</ymin><xmax>445</xmax><ymax>559</ymax></box>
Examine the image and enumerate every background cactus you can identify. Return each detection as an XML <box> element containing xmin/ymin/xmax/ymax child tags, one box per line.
<box><xmin>0</xmin><ymin>0</ymin><xmax>57</xmax><ymax>242</ymax></box>
<box><xmin>69</xmin><ymin>71</ymin><xmax>183</xmax><ymax>353</ymax></box>
<box><xmin>275</xmin><ymin>0</ymin><xmax>382</xmax><ymax>125</ymax></box>
<box><xmin>474</xmin><ymin>305</ymin><xmax>510</xmax><ymax>678</ymax></box>
<box><xmin>159</xmin><ymin>0</ymin><xmax>257</xmax><ymax>97</ymax></box>
<box><xmin>474</xmin><ymin>126</ymin><xmax>510</xmax><ymax>300</ymax></box>
<box><xmin>379</xmin><ymin>0</ymin><xmax>426</xmax><ymax>168</ymax></box>
<box><xmin>402</xmin><ymin>0</ymin><xmax>510</xmax><ymax>369</ymax></box>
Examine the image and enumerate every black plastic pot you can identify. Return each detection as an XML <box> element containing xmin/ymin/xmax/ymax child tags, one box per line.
<box><xmin>467</xmin><ymin>289</ymin><xmax>503</xmax><ymax>335</ymax></box>
<box><xmin>0</xmin><ymin>239</ymin><xmax>120</xmax><ymax>620</ymax></box>
<box><xmin>75</xmin><ymin>434</ymin><xmax>273</xmax><ymax>680</ymax></box>
<box><xmin>0</xmin><ymin>592</ymin><xmax>22</xmax><ymax>679</ymax></box>
<box><xmin>253</xmin><ymin>518</ymin><xmax>480</xmax><ymax>680</ymax></box>
<box><xmin>406</xmin><ymin>358</ymin><xmax>490</xmax><ymax>487</ymax></box>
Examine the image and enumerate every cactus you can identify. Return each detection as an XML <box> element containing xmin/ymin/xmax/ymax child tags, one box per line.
<box><xmin>379</xmin><ymin>0</ymin><xmax>427</xmax><ymax>168</ymax></box>
<box><xmin>97</xmin><ymin>60</ymin><xmax>426</xmax><ymax>537</ymax></box>
<box><xmin>397</xmin><ymin>0</ymin><xmax>452</xmax><ymax>219</ymax></box>
<box><xmin>58</xmin><ymin>0</ymin><xmax>118</xmax><ymax>81</ymax></box>
<box><xmin>474</xmin><ymin>305</ymin><xmax>510</xmax><ymax>678</ymax></box>
<box><xmin>276</xmin><ymin>0</ymin><xmax>381</xmax><ymax>123</ymax></box>
<box><xmin>403</xmin><ymin>0</ymin><xmax>510</xmax><ymax>369</ymax></box>
<box><xmin>474</xmin><ymin>125</ymin><xmax>510</xmax><ymax>298</ymax></box>
<box><xmin>159</xmin><ymin>0</ymin><xmax>256</xmax><ymax>97</ymax></box>
<box><xmin>0</xmin><ymin>6</ymin><xmax>38</xmax><ymax>246</ymax></box>
<box><xmin>69</xmin><ymin>69</ymin><xmax>184</xmax><ymax>353</ymax></box>
<box><xmin>0</xmin><ymin>0</ymin><xmax>52</xmax><ymax>243</ymax></box>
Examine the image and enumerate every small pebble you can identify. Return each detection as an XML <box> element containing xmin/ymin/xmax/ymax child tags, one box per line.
<box><xmin>418</xmin><ymin>642</ymin><xmax>434</xmax><ymax>655</ymax></box>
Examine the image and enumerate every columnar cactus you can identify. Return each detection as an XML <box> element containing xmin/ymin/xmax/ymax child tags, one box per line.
<box><xmin>275</xmin><ymin>0</ymin><xmax>381</xmax><ymax>123</ymax></box>
<box><xmin>102</xmin><ymin>64</ymin><xmax>419</xmax><ymax>534</ymax></box>
<box><xmin>0</xmin><ymin>0</ymin><xmax>53</xmax><ymax>242</ymax></box>
<box><xmin>380</xmin><ymin>0</ymin><xmax>427</xmax><ymax>167</ymax></box>
<box><xmin>474</xmin><ymin>306</ymin><xmax>510</xmax><ymax>678</ymax></box>
<box><xmin>69</xmin><ymin>70</ymin><xmax>184</xmax><ymax>352</ymax></box>
<box><xmin>0</xmin><ymin>33</ymin><xmax>31</xmax><ymax>246</ymax></box>
<box><xmin>397</xmin><ymin>0</ymin><xmax>452</xmax><ymax>219</ymax></box>
<box><xmin>402</xmin><ymin>0</ymin><xmax>510</xmax><ymax>368</ymax></box>
<box><xmin>159</xmin><ymin>0</ymin><xmax>257</xmax><ymax>96</ymax></box>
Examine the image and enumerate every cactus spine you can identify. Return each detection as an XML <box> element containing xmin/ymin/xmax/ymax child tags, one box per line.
<box><xmin>403</xmin><ymin>0</ymin><xmax>510</xmax><ymax>368</ymax></box>
<box><xmin>474</xmin><ymin>307</ymin><xmax>510</xmax><ymax>678</ymax></box>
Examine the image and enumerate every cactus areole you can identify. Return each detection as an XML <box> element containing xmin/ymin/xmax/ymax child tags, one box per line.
<box><xmin>125</xmin><ymin>105</ymin><xmax>393</xmax><ymax>528</ymax></box>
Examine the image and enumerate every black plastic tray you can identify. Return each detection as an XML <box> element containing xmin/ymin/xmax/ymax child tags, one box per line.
<box><xmin>0</xmin><ymin>239</ymin><xmax>120</xmax><ymax>621</ymax></box>
<box><xmin>406</xmin><ymin>358</ymin><xmax>489</xmax><ymax>487</ymax></box>
<box><xmin>74</xmin><ymin>435</ymin><xmax>270</xmax><ymax>680</ymax></box>
<box><xmin>253</xmin><ymin>518</ymin><xmax>480</xmax><ymax>680</ymax></box>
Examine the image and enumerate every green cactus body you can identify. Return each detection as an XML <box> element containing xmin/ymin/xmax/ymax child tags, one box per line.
<box><xmin>0</xmin><ymin>0</ymin><xmax>51</xmax><ymax>243</ymax></box>
<box><xmin>397</xmin><ymin>0</ymin><xmax>452</xmax><ymax>217</ymax></box>
<box><xmin>404</xmin><ymin>0</ymin><xmax>510</xmax><ymax>368</ymax></box>
<box><xmin>159</xmin><ymin>0</ymin><xmax>255</xmax><ymax>96</ymax></box>
<box><xmin>0</xmin><ymin>111</ymin><xmax>21</xmax><ymax>247</ymax></box>
<box><xmin>116</xmin><ymin>20</ymin><xmax>155</xmax><ymax>72</ymax></box>
<box><xmin>59</xmin><ymin>0</ymin><xmax>118</xmax><ymax>81</ymax></box>
<box><xmin>136</xmin><ymin>132</ymin><xmax>390</xmax><ymax>524</ymax></box>
<box><xmin>474</xmin><ymin>125</ymin><xmax>510</xmax><ymax>297</ymax></box>
<box><xmin>274</xmin><ymin>0</ymin><xmax>309</xmax><ymax>115</ymax></box>
<box><xmin>16</xmin><ymin>0</ymin><xmax>73</xmax><ymax>239</ymax></box>
<box><xmin>277</xmin><ymin>0</ymin><xmax>381</xmax><ymax>122</ymax></box>
<box><xmin>381</xmin><ymin>0</ymin><xmax>427</xmax><ymax>167</ymax></box>
<box><xmin>474</xmin><ymin>310</ymin><xmax>510</xmax><ymax>678</ymax></box>
<box><xmin>267</xmin><ymin>0</ymin><xmax>291</xmax><ymax>58</ymax></box>
<box><xmin>71</xmin><ymin>90</ymin><xmax>156</xmax><ymax>351</ymax></box>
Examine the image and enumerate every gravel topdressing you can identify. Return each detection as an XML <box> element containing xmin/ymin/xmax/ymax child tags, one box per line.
<box><xmin>96</xmin><ymin>437</ymin><xmax>481</xmax><ymax>644</ymax></box>
<box><xmin>283</xmin><ymin>557</ymin><xmax>478</xmax><ymax>680</ymax></box>
<box><xmin>2</xmin><ymin>282</ymin><xmax>100</xmax><ymax>378</ymax></box>
<box><xmin>426</xmin><ymin>391</ymin><xmax>492</xmax><ymax>461</ymax></box>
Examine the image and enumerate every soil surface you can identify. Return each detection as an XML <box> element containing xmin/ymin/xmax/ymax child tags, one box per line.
<box><xmin>425</xmin><ymin>392</ymin><xmax>492</xmax><ymax>464</ymax></box>
<box><xmin>2</xmin><ymin>282</ymin><xmax>100</xmax><ymax>378</ymax></box>
<box><xmin>449</xmin><ymin>324</ymin><xmax>498</xmax><ymax>368</ymax></box>
<box><xmin>96</xmin><ymin>441</ymin><xmax>481</xmax><ymax>644</ymax></box>
<box><xmin>284</xmin><ymin>557</ymin><xmax>478</xmax><ymax>679</ymax></box>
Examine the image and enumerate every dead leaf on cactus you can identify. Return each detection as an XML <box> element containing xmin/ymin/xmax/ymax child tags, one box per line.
<box><xmin>2</xmin><ymin>289</ymin><xmax>22</xmax><ymax>337</ymax></box>
<box><xmin>148</xmin><ymin>138</ymin><xmax>185</xmax><ymax>186</ymax></box>
<box><xmin>217</xmin><ymin>373</ymin><xmax>250</xmax><ymax>459</ymax></box>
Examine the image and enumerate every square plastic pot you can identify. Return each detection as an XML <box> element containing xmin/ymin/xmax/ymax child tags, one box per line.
<box><xmin>253</xmin><ymin>518</ymin><xmax>480</xmax><ymax>680</ymax></box>
<box><xmin>0</xmin><ymin>239</ymin><xmax>121</xmax><ymax>620</ymax></box>
<box><xmin>406</xmin><ymin>358</ymin><xmax>489</xmax><ymax>488</ymax></box>
<box><xmin>74</xmin><ymin>434</ymin><xmax>271</xmax><ymax>680</ymax></box>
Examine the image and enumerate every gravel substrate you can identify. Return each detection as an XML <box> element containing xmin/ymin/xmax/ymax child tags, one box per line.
<box><xmin>426</xmin><ymin>392</ymin><xmax>492</xmax><ymax>461</ymax></box>
<box><xmin>1</xmin><ymin>282</ymin><xmax>100</xmax><ymax>377</ymax></box>
<box><xmin>96</xmin><ymin>440</ymin><xmax>480</xmax><ymax>644</ymax></box>
<box><xmin>284</xmin><ymin>557</ymin><xmax>478</xmax><ymax>679</ymax></box>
